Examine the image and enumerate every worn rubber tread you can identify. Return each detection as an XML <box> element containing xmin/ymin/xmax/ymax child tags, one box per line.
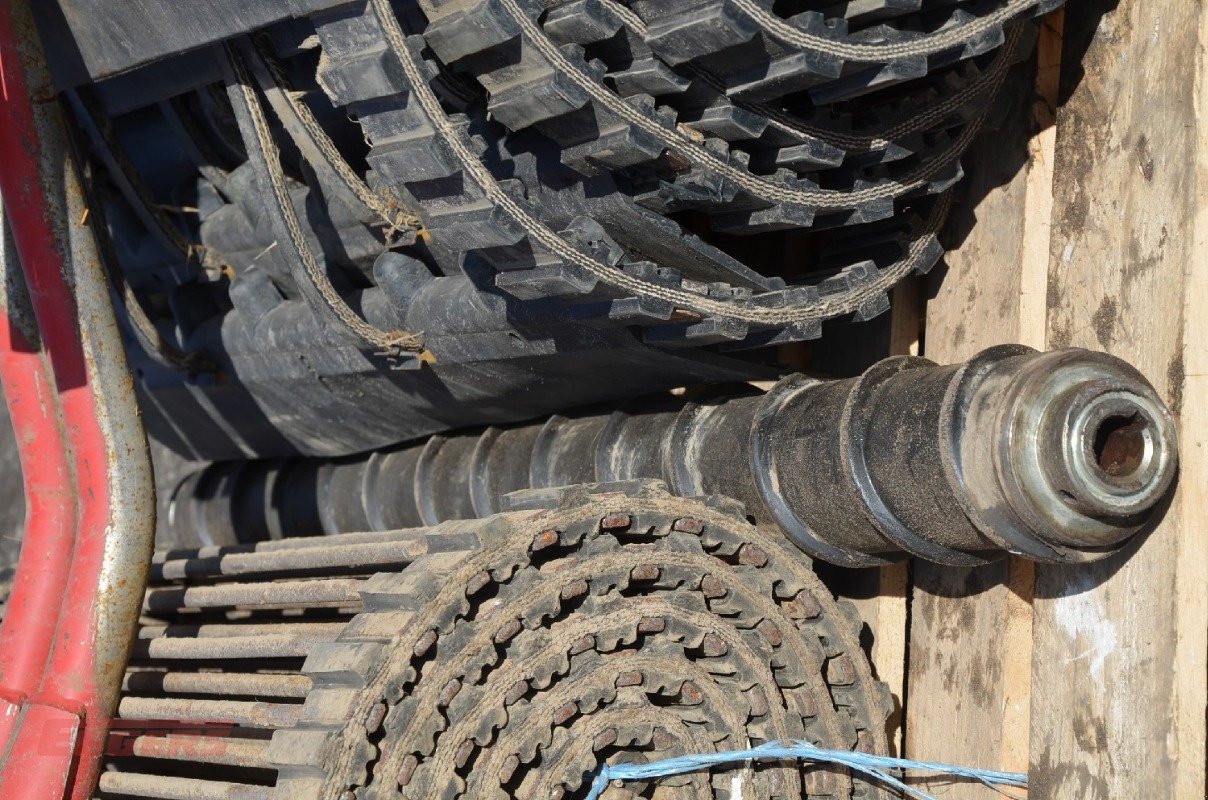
<box><xmin>267</xmin><ymin>486</ymin><xmax>889</xmax><ymax>800</ymax></box>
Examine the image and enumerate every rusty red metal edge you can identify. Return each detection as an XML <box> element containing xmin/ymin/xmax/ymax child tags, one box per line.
<box><xmin>0</xmin><ymin>0</ymin><xmax>155</xmax><ymax>797</ymax></box>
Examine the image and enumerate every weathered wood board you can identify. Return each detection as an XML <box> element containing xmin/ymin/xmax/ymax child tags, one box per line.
<box><xmin>902</xmin><ymin>12</ymin><xmax>1060</xmax><ymax>788</ymax></box>
<box><xmin>888</xmin><ymin>3</ymin><xmax>1207</xmax><ymax>798</ymax></box>
<box><xmin>1028</xmin><ymin>1</ymin><xmax>1207</xmax><ymax>796</ymax></box>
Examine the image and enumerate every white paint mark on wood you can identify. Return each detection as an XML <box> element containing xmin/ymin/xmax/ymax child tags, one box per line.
<box><xmin>1053</xmin><ymin>577</ymin><xmax>1117</xmax><ymax>686</ymax></box>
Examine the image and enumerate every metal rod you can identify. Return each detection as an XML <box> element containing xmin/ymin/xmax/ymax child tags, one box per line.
<box><xmin>170</xmin><ymin>346</ymin><xmax>1179</xmax><ymax>566</ymax></box>
<box><xmin>118</xmin><ymin>696</ymin><xmax>301</xmax><ymax>729</ymax></box>
<box><xmin>154</xmin><ymin>539</ymin><xmax>431</xmax><ymax>581</ymax></box>
<box><xmin>97</xmin><ymin>772</ymin><xmax>272</xmax><ymax>800</ymax></box>
<box><xmin>122</xmin><ymin>671</ymin><xmax>313</xmax><ymax>699</ymax></box>
<box><xmin>131</xmin><ymin>632</ymin><xmax>340</xmax><ymax>661</ymax></box>
<box><xmin>128</xmin><ymin>734</ymin><xmax>272</xmax><ymax>768</ymax></box>
<box><xmin>137</xmin><ymin>622</ymin><xmax>346</xmax><ymax>640</ymax></box>
<box><xmin>144</xmin><ymin>578</ymin><xmax>364</xmax><ymax>613</ymax></box>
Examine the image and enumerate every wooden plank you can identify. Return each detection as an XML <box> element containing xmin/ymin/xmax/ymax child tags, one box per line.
<box><xmin>862</xmin><ymin>559</ymin><xmax>909</xmax><ymax>756</ymax></box>
<box><xmin>998</xmin><ymin>11</ymin><xmax>1065</xmax><ymax>779</ymax></box>
<box><xmin>876</xmin><ymin>278</ymin><xmax>922</xmax><ymax>756</ymax></box>
<box><xmin>904</xmin><ymin>12</ymin><xmax>1063</xmax><ymax>789</ymax></box>
<box><xmin>1177</xmin><ymin>14</ymin><xmax>1208</xmax><ymax>791</ymax></box>
<box><xmin>843</xmin><ymin>278</ymin><xmax>921</xmax><ymax>756</ymax></box>
<box><xmin>889</xmin><ymin>278</ymin><xmax>923</xmax><ymax>359</ymax></box>
<box><xmin>1029</xmin><ymin>1</ymin><xmax>1208</xmax><ymax>796</ymax></box>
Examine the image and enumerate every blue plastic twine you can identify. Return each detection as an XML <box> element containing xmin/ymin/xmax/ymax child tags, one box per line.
<box><xmin>583</xmin><ymin>740</ymin><xmax>1027</xmax><ymax>800</ymax></box>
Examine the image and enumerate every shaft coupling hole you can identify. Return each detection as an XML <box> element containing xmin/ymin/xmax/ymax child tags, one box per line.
<box><xmin>1091</xmin><ymin>412</ymin><xmax>1148</xmax><ymax>479</ymax></box>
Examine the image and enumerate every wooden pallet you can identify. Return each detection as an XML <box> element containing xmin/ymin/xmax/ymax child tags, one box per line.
<box><xmin>849</xmin><ymin>5</ymin><xmax>1208</xmax><ymax>797</ymax></box>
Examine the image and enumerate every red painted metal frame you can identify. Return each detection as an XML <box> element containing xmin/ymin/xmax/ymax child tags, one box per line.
<box><xmin>0</xmin><ymin>2</ymin><xmax>151</xmax><ymax>797</ymax></box>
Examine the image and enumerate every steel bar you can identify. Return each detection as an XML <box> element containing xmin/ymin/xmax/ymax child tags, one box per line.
<box><xmin>170</xmin><ymin>346</ymin><xmax>1179</xmax><ymax>566</ymax></box>
<box><xmin>121</xmin><ymin>671</ymin><xmax>312</xmax><ymax>699</ymax></box>
<box><xmin>131</xmin><ymin>632</ymin><xmax>341</xmax><ymax>661</ymax></box>
<box><xmin>144</xmin><ymin>579</ymin><xmax>363</xmax><ymax>614</ymax></box>
<box><xmin>97</xmin><ymin>773</ymin><xmax>272</xmax><ymax>800</ymax></box>
<box><xmin>118</xmin><ymin>697</ymin><xmax>301</xmax><ymax>729</ymax></box>
<box><xmin>137</xmin><ymin>622</ymin><xmax>346</xmax><ymax>640</ymax></box>
<box><xmin>128</xmin><ymin>735</ymin><xmax>272</xmax><ymax>769</ymax></box>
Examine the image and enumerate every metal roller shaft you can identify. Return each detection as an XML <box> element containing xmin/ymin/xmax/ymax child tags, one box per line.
<box><xmin>170</xmin><ymin>345</ymin><xmax>1178</xmax><ymax>566</ymax></box>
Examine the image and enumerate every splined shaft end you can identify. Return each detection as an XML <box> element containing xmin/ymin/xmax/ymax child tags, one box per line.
<box><xmin>954</xmin><ymin>346</ymin><xmax>1178</xmax><ymax>560</ymax></box>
